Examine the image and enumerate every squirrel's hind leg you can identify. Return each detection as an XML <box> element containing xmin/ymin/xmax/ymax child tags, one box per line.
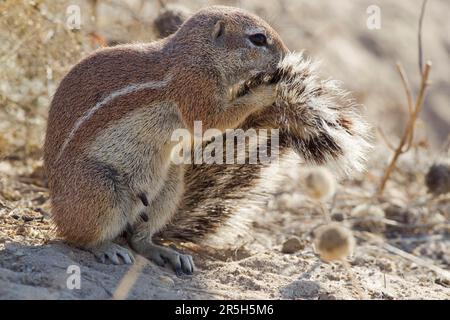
<box><xmin>51</xmin><ymin>158</ymin><xmax>137</xmax><ymax>265</ymax></box>
<box><xmin>128</xmin><ymin>164</ymin><xmax>193</xmax><ymax>275</ymax></box>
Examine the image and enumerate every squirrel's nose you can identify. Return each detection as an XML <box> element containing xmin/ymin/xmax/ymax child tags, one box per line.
<box><xmin>268</xmin><ymin>38</ymin><xmax>289</xmax><ymax>61</ymax></box>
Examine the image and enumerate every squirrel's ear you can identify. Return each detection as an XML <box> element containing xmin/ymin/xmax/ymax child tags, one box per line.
<box><xmin>212</xmin><ymin>20</ymin><xmax>225</xmax><ymax>42</ymax></box>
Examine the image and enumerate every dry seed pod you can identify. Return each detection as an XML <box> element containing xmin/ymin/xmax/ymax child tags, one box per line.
<box><xmin>314</xmin><ymin>223</ymin><xmax>355</xmax><ymax>262</ymax></box>
<box><xmin>303</xmin><ymin>167</ymin><xmax>336</xmax><ymax>201</ymax></box>
<box><xmin>425</xmin><ymin>164</ymin><xmax>450</xmax><ymax>196</ymax></box>
<box><xmin>153</xmin><ymin>5</ymin><xmax>191</xmax><ymax>38</ymax></box>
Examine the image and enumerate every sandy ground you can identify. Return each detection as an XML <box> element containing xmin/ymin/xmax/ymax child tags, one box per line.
<box><xmin>0</xmin><ymin>147</ymin><xmax>449</xmax><ymax>299</ymax></box>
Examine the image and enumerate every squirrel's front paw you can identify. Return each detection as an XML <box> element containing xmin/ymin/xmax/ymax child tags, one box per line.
<box><xmin>250</xmin><ymin>84</ymin><xmax>277</xmax><ymax>107</ymax></box>
<box><xmin>90</xmin><ymin>242</ymin><xmax>135</xmax><ymax>265</ymax></box>
<box><xmin>240</xmin><ymin>83</ymin><xmax>277</xmax><ymax>110</ymax></box>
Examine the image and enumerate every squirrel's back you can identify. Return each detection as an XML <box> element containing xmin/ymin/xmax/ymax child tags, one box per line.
<box><xmin>44</xmin><ymin>41</ymin><xmax>170</xmax><ymax>171</ymax></box>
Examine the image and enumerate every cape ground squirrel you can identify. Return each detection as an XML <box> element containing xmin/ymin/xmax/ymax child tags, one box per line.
<box><xmin>44</xmin><ymin>6</ymin><xmax>288</xmax><ymax>274</ymax></box>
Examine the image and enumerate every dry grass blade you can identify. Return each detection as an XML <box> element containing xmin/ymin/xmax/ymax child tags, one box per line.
<box><xmin>402</xmin><ymin>61</ymin><xmax>432</xmax><ymax>154</ymax></box>
<box><xmin>418</xmin><ymin>0</ymin><xmax>428</xmax><ymax>73</ymax></box>
<box><xmin>112</xmin><ymin>255</ymin><xmax>148</xmax><ymax>300</ymax></box>
<box><xmin>378</xmin><ymin>63</ymin><xmax>432</xmax><ymax>194</ymax></box>
<box><xmin>356</xmin><ymin>232</ymin><xmax>450</xmax><ymax>281</ymax></box>
<box><xmin>383</xmin><ymin>243</ymin><xmax>450</xmax><ymax>281</ymax></box>
<box><xmin>395</xmin><ymin>62</ymin><xmax>414</xmax><ymax>114</ymax></box>
<box><xmin>377</xmin><ymin>127</ymin><xmax>396</xmax><ymax>151</ymax></box>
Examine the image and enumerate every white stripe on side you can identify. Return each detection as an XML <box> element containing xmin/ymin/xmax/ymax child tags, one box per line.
<box><xmin>55</xmin><ymin>75</ymin><xmax>173</xmax><ymax>162</ymax></box>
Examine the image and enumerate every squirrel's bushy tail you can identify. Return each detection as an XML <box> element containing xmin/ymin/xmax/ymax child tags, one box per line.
<box><xmin>157</xmin><ymin>52</ymin><xmax>372</xmax><ymax>246</ymax></box>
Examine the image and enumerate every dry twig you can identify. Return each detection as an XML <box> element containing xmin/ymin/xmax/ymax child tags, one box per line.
<box><xmin>112</xmin><ymin>255</ymin><xmax>148</xmax><ymax>300</ymax></box>
<box><xmin>355</xmin><ymin>232</ymin><xmax>450</xmax><ymax>281</ymax></box>
<box><xmin>378</xmin><ymin>0</ymin><xmax>432</xmax><ymax>195</ymax></box>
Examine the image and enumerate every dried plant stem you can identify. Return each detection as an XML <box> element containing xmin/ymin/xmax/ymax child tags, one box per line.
<box><xmin>377</xmin><ymin>127</ymin><xmax>396</xmax><ymax>151</ymax></box>
<box><xmin>378</xmin><ymin>62</ymin><xmax>432</xmax><ymax>195</ymax></box>
<box><xmin>157</xmin><ymin>0</ymin><xmax>167</xmax><ymax>9</ymax></box>
<box><xmin>396</xmin><ymin>63</ymin><xmax>414</xmax><ymax>114</ymax></box>
<box><xmin>356</xmin><ymin>231</ymin><xmax>450</xmax><ymax>281</ymax></box>
<box><xmin>112</xmin><ymin>255</ymin><xmax>147</xmax><ymax>300</ymax></box>
<box><xmin>320</xmin><ymin>202</ymin><xmax>331</xmax><ymax>223</ymax></box>
<box><xmin>383</xmin><ymin>243</ymin><xmax>450</xmax><ymax>281</ymax></box>
<box><xmin>418</xmin><ymin>0</ymin><xmax>428</xmax><ymax>73</ymax></box>
<box><xmin>404</xmin><ymin>61</ymin><xmax>432</xmax><ymax>153</ymax></box>
<box><xmin>378</xmin><ymin>0</ymin><xmax>431</xmax><ymax>195</ymax></box>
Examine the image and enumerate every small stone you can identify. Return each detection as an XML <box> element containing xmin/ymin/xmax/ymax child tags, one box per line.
<box><xmin>350</xmin><ymin>256</ymin><xmax>368</xmax><ymax>266</ymax></box>
<box><xmin>15</xmin><ymin>225</ymin><xmax>27</xmax><ymax>236</ymax></box>
<box><xmin>384</xmin><ymin>204</ymin><xmax>408</xmax><ymax>223</ymax></box>
<box><xmin>325</xmin><ymin>273</ymin><xmax>341</xmax><ymax>281</ymax></box>
<box><xmin>159</xmin><ymin>275</ymin><xmax>175</xmax><ymax>287</ymax></box>
<box><xmin>318</xmin><ymin>293</ymin><xmax>337</xmax><ymax>300</ymax></box>
<box><xmin>281</xmin><ymin>237</ymin><xmax>304</xmax><ymax>254</ymax></box>
<box><xmin>331</xmin><ymin>212</ymin><xmax>345</xmax><ymax>222</ymax></box>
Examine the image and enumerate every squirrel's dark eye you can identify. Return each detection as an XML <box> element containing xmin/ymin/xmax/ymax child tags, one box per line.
<box><xmin>248</xmin><ymin>33</ymin><xmax>267</xmax><ymax>47</ymax></box>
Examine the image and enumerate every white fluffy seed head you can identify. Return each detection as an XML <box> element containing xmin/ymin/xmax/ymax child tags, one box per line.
<box><xmin>154</xmin><ymin>5</ymin><xmax>191</xmax><ymax>38</ymax></box>
<box><xmin>314</xmin><ymin>223</ymin><xmax>355</xmax><ymax>262</ymax></box>
<box><xmin>302</xmin><ymin>167</ymin><xmax>336</xmax><ymax>201</ymax></box>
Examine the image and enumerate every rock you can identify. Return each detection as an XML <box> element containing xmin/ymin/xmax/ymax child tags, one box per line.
<box><xmin>331</xmin><ymin>212</ymin><xmax>345</xmax><ymax>222</ymax></box>
<box><xmin>15</xmin><ymin>225</ymin><xmax>27</xmax><ymax>236</ymax></box>
<box><xmin>281</xmin><ymin>237</ymin><xmax>304</xmax><ymax>254</ymax></box>
<box><xmin>158</xmin><ymin>275</ymin><xmax>175</xmax><ymax>287</ymax></box>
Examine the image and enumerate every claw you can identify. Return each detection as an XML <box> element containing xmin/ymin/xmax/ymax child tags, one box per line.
<box><xmin>138</xmin><ymin>193</ymin><xmax>149</xmax><ymax>206</ymax></box>
<box><xmin>175</xmin><ymin>267</ymin><xmax>184</xmax><ymax>277</ymax></box>
<box><xmin>140</xmin><ymin>212</ymin><xmax>149</xmax><ymax>222</ymax></box>
<box><xmin>133</xmin><ymin>242</ymin><xmax>195</xmax><ymax>275</ymax></box>
<box><xmin>110</xmin><ymin>253</ymin><xmax>120</xmax><ymax>265</ymax></box>
<box><xmin>180</xmin><ymin>254</ymin><xmax>193</xmax><ymax>275</ymax></box>
<box><xmin>90</xmin><ymin>243</ymin><xmax>135</xmax><ymax>265</ymax></box>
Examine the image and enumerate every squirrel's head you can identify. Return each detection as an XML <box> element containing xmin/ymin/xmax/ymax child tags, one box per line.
<box><xmin>170</xmin><ymin>6</ymin><xmax>288</xmax><ymax>87</ymax></box>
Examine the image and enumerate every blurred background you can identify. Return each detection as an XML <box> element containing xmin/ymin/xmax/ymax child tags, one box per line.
<box><xmin>0</xmin><ymin>0</ymin><xmax>449</xmax><ymax>163</ymax></box>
